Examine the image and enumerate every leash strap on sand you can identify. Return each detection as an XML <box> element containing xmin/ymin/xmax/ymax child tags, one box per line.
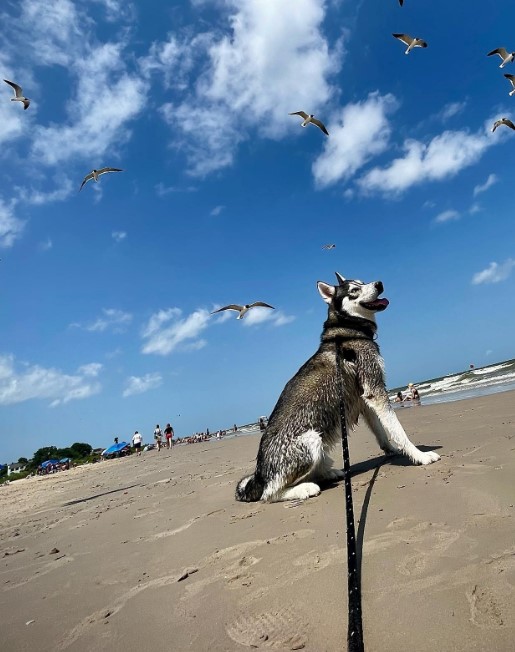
<box><xmin>335</xmin><ymin>338</ymin><xmax>365</xmax><ymax>652</ymax></box>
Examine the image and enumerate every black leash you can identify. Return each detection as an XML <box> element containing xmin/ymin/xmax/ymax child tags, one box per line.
<box><xmin>335</xmin><ymin>337</ymin><xmax>365</xmax><ymax>652</ymax></box>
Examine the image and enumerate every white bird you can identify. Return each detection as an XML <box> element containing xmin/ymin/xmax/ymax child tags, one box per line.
<box><xmin>211</xmin><ymin>302</ymin><xmax>275</xmax><ymax>320</ymax></box>
<box><xmin>392</xmin><ymin>33</ymin><xmax>428</xmax><ymax>54</ymax></box>
<box><xmin>289</xmin><ymin>111</ymin><xmax>329</xmax><ymax>136</ymax></box>
<box><xmin>487</xmin><ymin>47</ymin><xmax>515</xmax><ymax>68</ymax></box>
<box><xmin>322</xmin><ymin>244</ymin><xmax>336</xmax><ymax>250</ymax></box>
<box><xmin>504</xmin><ymin>74</ymin><xmax>515</xmax><ymax>96</ymax></box>
<box><xmin>79</xmin><ymin>167</ymin><xmax>123</xmax><ymax>192</ymax></box>
<box><xmin>492</xmin><ymin>117</ymin><xmax>515</xmax><ymax>133</ymax></box>
<box><xmin>3</xmin><ymin>79</ymin><xmax>30</xmax><ymax>110</ymax></box>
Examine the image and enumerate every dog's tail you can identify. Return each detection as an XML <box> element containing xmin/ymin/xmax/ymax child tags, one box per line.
<box><xmin>235</xmin><ymin>473</ymin><xmax>265</xmax><ymax>502</ymax></box>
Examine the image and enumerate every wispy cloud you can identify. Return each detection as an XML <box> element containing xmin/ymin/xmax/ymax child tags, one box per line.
<box><xmin>122</xmin><ymin>372</ymin><xmax>162</xmax><ymax>397</ymax></box>
<box><xmin>472</xmin><ymin>259</ymin><xmax>515</xmax><ymax>285</ymax></box>
<box><xmin>0</xmin><ymin>198</ymin><xmax>24</xmax><ymax>248</ymax></box>
<box><xmin>0</xmin><ymin>354</ymin><xmax>101</xmax><ymax>406</ymax></box>
<box><xmin>434</xmin><ymin>209</ymin><xmax>460</xmax><ymax>224</ymax></box>
<box><xmin>437</xmin><ymin>101</ymin><xmax>467</xmax><ymax>122</ymax></box>
<box><xmin>38</xmin><ymin>238</ymin><xmax>53</xmax><ymax>251</ymax></box>
<box><xmin>313</xmin><ymin>93</ymin><xmax>398</xmax><ymax>188</ymax></box>
<box><xmin>112</xmin><ymin>230</ymin><xmax>127</xmax><ymax>243</ymax></box>
<box><xmin>473</xmin><ymin>173</ymin><xmax>498</xmax><ymax>196</ymax></box>
<box><xmin>72</xmin><ymin>308</ymin><xmax>133</xmax><ymax>333</ymax></box>
<box><xmin>141</xmin><ymin>308</ymin><xmax>210</xmax><ymax>355</ymax></box>
<box><xmin>155</xmin><ymin>183</ymin><xmax>198</xmax><ymax>197</ymax></box>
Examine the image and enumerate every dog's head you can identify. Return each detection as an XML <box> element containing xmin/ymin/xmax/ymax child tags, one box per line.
<box><xmin>317</xmin><ymin>272</ymin><xmax>389</xmax><ymax>322</ymax></box>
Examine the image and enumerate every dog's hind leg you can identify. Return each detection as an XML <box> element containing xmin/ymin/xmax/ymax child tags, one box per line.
<box><xmin>260</xmin><ymin>430</ymin><xmax>324</xmax><ymax>502</ymax></box>
<box><xmin>362</xmin><ymin>398</ymin><xmax>440</xmax><ymax>465</ymax></box>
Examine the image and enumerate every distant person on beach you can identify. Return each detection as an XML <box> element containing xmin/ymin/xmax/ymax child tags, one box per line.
<box><xmin>132</xmin><ymin>431</ymin><xmax>143</xmax><ymax>455</ymax></box>
<box><xmin>164</xmin><ymin>423</ymin><xmax>174</xmax><ymax>449</ymax></box>
<box><xmin>406</xmin><ymin>383</ymin><xmax>421</xmax><ymax>403</ymax></box>
<box><xmin>394</xmin><ymin>391</ymin><xmax>404</xmax><ymax>403</ymax></box>
<box><xmin>154</xmin><ymin>424</ymin><xmax>163</xmax><ymax>451</ymax></box>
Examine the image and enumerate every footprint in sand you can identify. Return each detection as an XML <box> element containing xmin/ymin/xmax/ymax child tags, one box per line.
<box><xmin>467</xmin><ymin>585</ymin><xmax>506</xmax><ymax>628</ymax></box>
<box><xmin>226</xmin><ymin>608</ymin><xmax>308</xmax><ymax>649</ymax></box>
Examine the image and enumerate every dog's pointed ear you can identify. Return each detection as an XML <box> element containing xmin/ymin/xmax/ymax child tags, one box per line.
<box><xmin>317</xmin><ymin>281</ymin><xmax>335</xmax><ymax>304</ymax></box>
<box><xmin>335</xmin><ymin>272</ymin><xmax>346</xmax><ymax>285</ymax></box>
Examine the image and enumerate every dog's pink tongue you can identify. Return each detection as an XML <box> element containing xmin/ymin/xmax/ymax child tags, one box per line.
<box><xmin>376</xmin><ymin>298</ymin><xmax>389</xmax><ymax>307</ymax></box>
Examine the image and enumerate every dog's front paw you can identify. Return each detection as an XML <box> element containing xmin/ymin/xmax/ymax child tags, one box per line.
<box><xmin>416</xmin><ymin>450</ymin><xmax>441</xmax><ymax>465</ymax></box>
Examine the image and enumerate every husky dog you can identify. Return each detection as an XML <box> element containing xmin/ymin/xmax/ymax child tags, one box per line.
<box><xmin>236</xmin><ymin>273</ymin><xmax>440</xmax><ymax>503</ymax></box>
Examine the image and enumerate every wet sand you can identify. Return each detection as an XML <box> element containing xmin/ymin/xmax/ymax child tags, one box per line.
<box><xmin>1</xmin><ymin>391</ymin><xmax>514</xmax><ymax>651</ymax></box>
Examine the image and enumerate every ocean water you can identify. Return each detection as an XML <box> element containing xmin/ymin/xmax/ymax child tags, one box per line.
<box><xmin>389</xmin><ymin>358</ymin><xmax>515</xmax><ymax>407</ymax></box>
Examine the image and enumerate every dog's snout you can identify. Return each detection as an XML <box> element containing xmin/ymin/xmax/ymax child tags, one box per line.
<box><xmin>375</xmin><ymin>281</ymin><xmax>384</xmax><ymax>293</ymax></box>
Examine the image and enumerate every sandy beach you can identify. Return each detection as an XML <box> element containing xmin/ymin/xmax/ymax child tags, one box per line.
<box><xmin>1</xmin><ymin>391</ymin><xmax>514</xmax><ymax>651</ymax></box>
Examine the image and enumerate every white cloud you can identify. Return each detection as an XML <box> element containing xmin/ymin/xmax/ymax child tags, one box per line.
<box><xmin>434</xmin><ymin>209</ymin><xmax>460</xmax><ymax>224</ymax></box>
<box><xmin>31</xmin><ymin>42</ymin><xmax>147</xmax><ymax>166</ymax></box>
<box><xmin>0</xmin><ymin>198</ymin><xmax>25</xmax><ymax>248</ymax></box>
<box><xmin>38</xmin><ymin>238</ymin><xmax>53</xmax><ymax>251</ymax></box>
<box><xmin>72</xmin><ymin>308</ymin><xmax>133</xmax><ymax>333</ymax></box>
<box><xmin>77</xmin><ymin>362</ymin><xmax>103</xmax><ymax>377</ymax></box>
<box><xmin>112</xmin><ymin>230</ymin><xmax>127</xmax><ymax>242</ymax></box>
<box><xmin>157</xmin><ymin>0</ymin><xmax>342</xmax><ymax>175</ymax></box>
<box><xmin>472</xmin><ymin>259</ymin><xmax>515</xmax><ymax>285</ymax></box>
<box><xmin>142</xmin><ymin>308</ymin><xmax>210</xmax><ymax>355</ymax></box>
<box><xmin>243</xmin><ymin>309</ymin><xmax>295</xmax><ymax>327</ymax></box>
<box><xmin>16</xmin><ymin>178</ymin><xmax>74</xmax><ymax>206</ymax></box>
<box><xmin>437</xmin><ymin>101</ymin><xmax>467</xmax><ymax>122</ymax></box>
<box><xmin>360</xmin><ymin>126</ymin><xmax>494</xmax><ymax>196</ymax></box>
<box><xmin>312</xmin><ymin>92</ymin><xmax>398</xmax><ymax>188</ymax></box>
<box><xmin>155</xmin><ymin>183</ymin><xmax>198</xmax><ymax>197</ymax></box>
<box><xmin>0</xmin><ymin>354</ymin><xmax>101</xmax><ymax>406</ymax></box>
<box><xmin>210</xmin><ymin>205</ymin><xmax>225</xmax><ymax>216</ymax></box>
<box><xmin>473</xmin><ymin>173</ymin><xmax>498</xmax><ymax>196</ymax></box>
<box><xmin>469</xmin><ymin>203</ymin><xmax>481</xmax><ymax>215</ymax></box>
<box><xmin>122</xmin><ymin>372</ymin><xmax>162</xmax><ymax>398</ymax></box>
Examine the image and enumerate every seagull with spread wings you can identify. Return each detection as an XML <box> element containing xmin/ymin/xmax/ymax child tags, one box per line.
<box><xmin>392</xmin><ymin>33</ymin><xmax>428</xmax><ymax>54</ymax></box>
<box><xmin>322</xmin><ymin>244</ymin><xmax>336</xmax><ymax>250</ymax></box>
<box><xmin>492</xmin><ymin>117</ymin><xmax>515</xmax><ymax>133</ymax></box>
<box><xmin>504</xmin><ymin>74</ymin><xmax>515</xmax><ymax>96</ymax></box>
<box><xmin>3</xmin><ymin>79</ymin><xmax>30</xmax><ymax>110</ymax></box>
<box><xmin>487</xmin><ymin>47</ymin><xmax>515</xmax><ymax>68</ymax></box>
<box><xmin>289</xmin><ymin>111</ymin><xmax>329</xmax><ymax>136</ymax></box>
<box><xmin>211</xmin><ymin>302</ymin><xmax>275</xmax><ymax>320</ymax></box>
<box><xmin>79</xmin><ymin>168</ymin><xmax>123</xmax><ymax>192</ymax></box>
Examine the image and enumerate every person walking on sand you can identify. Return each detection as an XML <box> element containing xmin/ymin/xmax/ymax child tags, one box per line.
<box><xmin>154</xmin><ymin>424</ymin><xmax>163</xmax><ymax>452</ymax></box>
<box><xmin>164</xmin><ymin>423</ymin><xmax>174</xmax><ymax>449</ymax></box>
<box><xmin>132</xmin><ymin>431</ymin><xmax>143</xmax><ymax>456</ymax></box>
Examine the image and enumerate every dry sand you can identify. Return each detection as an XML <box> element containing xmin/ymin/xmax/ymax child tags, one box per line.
<box><xmin>1</xmin><ymin>391</ymin><xmax>515</xmax><ymax>651</ymax></box>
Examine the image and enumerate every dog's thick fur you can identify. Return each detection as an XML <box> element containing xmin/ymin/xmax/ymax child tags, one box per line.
<box><xmin>235</xmin><ymin>274</ymin><xmax>440</xmax><ymax>503</ymax></box>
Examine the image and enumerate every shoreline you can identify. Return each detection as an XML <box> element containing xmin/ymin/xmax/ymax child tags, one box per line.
<box><xmin>1</xmin><ymin>390</ymin><xmax>514</xmax><ymax>651</ymax></box>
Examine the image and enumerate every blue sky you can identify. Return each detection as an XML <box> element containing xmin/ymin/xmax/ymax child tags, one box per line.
<box><xmin>1</xmin><ymin>0</ymin><xmax>515</xmax><ymax>463</ymax></box>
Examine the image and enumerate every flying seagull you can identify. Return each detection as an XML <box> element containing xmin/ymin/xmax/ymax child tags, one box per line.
<box><xmin>392</xmin><ymin>33</ymin><xmax>428</xmax><ymax>54</ymax></box>
<box><xmin>487</xmin><ymin>47</ymin><xmax>515</xmax><ymax>68</ymax></box>
<box><xmin>504</xmin><ymin>74</ymin><xmax>515</xmax><ymax>96</ymax></box>
<box><xmin>3</xmin><ymin>79</ymin><xmax>30</xmax><ymax>110</ymax></box>
<box><xmin>289</xmin><ymin>111</ymin><xmax>329</xmax><ymax>136</ymax></box>
<box><xmin>79</xmin><ymin>167</ymin><xmax>123</xmax><ymax>192</ymax></box>
<box><xmin>211</xmin><ymin>302</ymin><xmax>275</xmax><ymax>320</ymax></box>
<box><xmin>492</xmin><ymin>117</ymin><xmax>515</xmax><ymax>133</ymax></box>
<box><xmin>322</xmin><ymin>244</ymin><xmax>336</xmax><ymax>250</ymax></box>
